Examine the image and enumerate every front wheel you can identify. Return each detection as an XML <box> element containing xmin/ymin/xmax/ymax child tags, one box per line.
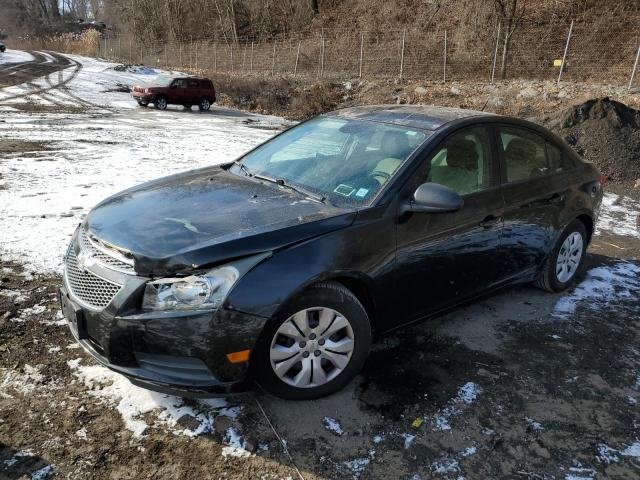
<box><xmin>253</xmin><ymin>282</ymin><xmax>371</xmax><ymax>400</ymax></box>
<box><xmin>535</xmin><ymin>220</ymin><xmax>588</xmax><ymax>292</ymax></box>
<box><xmin>198</xmin><ymin>98</ymin><xmax>211</xmax><ymax>111</ymax></box>
<box><xmin>137</xmin><ymin>100</ymin><xmax>148</xmax><ymax>107</ymax></box>
<box><xmin>154</xmin><ymin>96</ymin><xmax>167</xmax><ymax>110</ymax></box>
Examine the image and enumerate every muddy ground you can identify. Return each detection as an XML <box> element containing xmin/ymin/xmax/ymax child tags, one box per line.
<box><xmin>1</xmin><ymin>52</ymin><xmax>640</xmax><ymax>480</ymax></box>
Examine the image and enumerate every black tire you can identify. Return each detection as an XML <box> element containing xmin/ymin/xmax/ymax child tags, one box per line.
<box><xmin>535</xmin><ymin>219</ymin><xmax>588</xmax><ymax>293</ymax></box>
<box><xmin>154</xmin><ymin>96</ymin><xmax>167</xmax><ymax>110</ymax></box>
<box><xmin>198</xmin><ymin>97</ymin><xmax>211</xmax><ymax>111</ymax></box>
<box><xmin>184</xmin><ymin>104</ymin><xmax>192</xmax><ymax>110</ymax></box>
<box><xmin>253</xmin><ymin>282</ymin><xmax>371</xmax><ymax>400</ymax></box>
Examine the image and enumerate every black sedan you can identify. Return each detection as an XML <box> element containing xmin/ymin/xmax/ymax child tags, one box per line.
<box><xmin>59</xmin><ymin>105</ymin><xmax>603</xmax><ymax>400</ymax></box>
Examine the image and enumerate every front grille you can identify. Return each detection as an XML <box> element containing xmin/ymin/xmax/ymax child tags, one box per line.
<box><xmin>79</xmin><ymin>229</ymin><xmax>135</xmax><ymax>273</ymax></box>
<box><xmin>65</xmin><ymin>248</ymin><xmax>122</xmax><ymax>309</ymax></box>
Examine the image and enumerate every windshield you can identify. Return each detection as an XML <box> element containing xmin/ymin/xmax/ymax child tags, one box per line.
<box><xmin>231</xmin><ymin>117</ymin><xmax>429</xmax><ymax>206</ymax></box>
<box><xmin>150</xmin><ymin>75</ymin><xmax>174</xmax><ymax>87</ymax></box>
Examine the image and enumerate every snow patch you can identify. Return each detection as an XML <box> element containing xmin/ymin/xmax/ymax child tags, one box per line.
<box><xmin>68</xmin><ymin>358</ymin><xmax>236</xmax><ymax>438</ymax></box>
<box><xmin>526</xmin><ymin>417</ymin><xmax>544</xmax><ymax>432</ymax></box>
<box><xmin>221</xmin><ymin>427</ymin><xmax>251</xmax><ymax>458</ymax></box>
<box><xmin>432</xmin><ymin>382</ymin><xmax>482</xmax><ymax>431</ymax></box>
<box><xmin>0</xmin><ymin>50</ymin><xmax>34</xmax><ymax>65</ymax></box>
<box><xmin>401</xmin><ymin>433</ymin><xmax>416</xmax><ymax>449</ymax></box>
<box><xmin>30</xmin><ymin>465</ymin><xmax>55</xmax><ymax>480</ymax></box>
<box><xmin>597</xmin><ymin>193</ymin><xmax>639</xmax><ymax>238</ymax></box>
<box><xmin>322</xmin><ymin>416</ymin><xmax>344</xmax><ymax>435</ymax></box>
<box><xmin>0</xmin><ymin>364</ymin><xmax>45</xmax><ymax>397</ymax></box>
<box><xmin>554</xmin><ymin>261</ymin><xmax>640</xmax><ymax>316</ymax></box>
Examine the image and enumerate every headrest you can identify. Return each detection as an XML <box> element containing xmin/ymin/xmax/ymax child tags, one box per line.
<box><xmin>446</xmin><ymin>139</ymin><xmax>478</xmax><ymax>170</ymax></box>
<box><xmin>381</xmin><ymin>131</ymin><xmax>410</xmax><ymax>158</ymax></box>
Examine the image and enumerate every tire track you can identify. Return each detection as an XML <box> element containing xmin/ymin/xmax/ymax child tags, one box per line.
<box><xmin>0</xmin><ymin>51</ymin><xmax>83</xmax><ymax>104</ymax></box>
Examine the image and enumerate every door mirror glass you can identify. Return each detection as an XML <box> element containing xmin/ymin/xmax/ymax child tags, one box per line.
<box><xmin>408</xmin><ymin>182</ymin><xmax>463</xmax><ymax>213</ymax></box>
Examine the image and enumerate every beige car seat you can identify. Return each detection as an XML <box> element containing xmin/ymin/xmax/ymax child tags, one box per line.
<box><xmin>504</xmin><ymin>138</ymin><xmax>539</xmax><ymax>182</ymax></box>
<box><xmin>429</xmin><ymin>139</ymin><xmax>479</xmax><ymax>195</ymax></box>
<box><xmin>371</xmin><ymin>131</ymin><xmax>411</xmax><ymax>185</ymax></box>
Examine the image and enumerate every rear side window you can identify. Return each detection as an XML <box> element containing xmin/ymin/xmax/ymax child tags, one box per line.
<box><xmin>546</xmin><ymin>142</ymin><xmax>575</xmax><ymax>173</ymax></box>
<box><xmin>188</xmin><ymin>80</ymin><xmax>199</xmax><ymax>87</ymax></box>
<box><xmin>499</xmin><ymin>127</ymin><xmax>548</xmax><ymax>183</ymax></box>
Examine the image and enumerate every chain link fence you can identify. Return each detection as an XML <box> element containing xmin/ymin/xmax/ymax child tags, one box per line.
<box><xmin>82</xmin><ymin>19</ymin><xmax>640</xmax><ymax>87</ymax></box>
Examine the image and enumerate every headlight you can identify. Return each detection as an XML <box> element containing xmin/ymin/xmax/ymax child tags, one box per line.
<box><xmin>141</xmin><ymin>253</ymin><xmax>270</xmax><ymax>312</ymax></box>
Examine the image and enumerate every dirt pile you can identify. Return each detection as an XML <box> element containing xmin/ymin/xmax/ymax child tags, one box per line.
<box><xmin>541</xmin><ymin>98</ymin><xmax>640</xmax><ymax>184</ymax></box>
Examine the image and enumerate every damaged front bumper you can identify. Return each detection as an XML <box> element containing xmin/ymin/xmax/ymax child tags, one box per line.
<box><xmin>60</xmin><ymin>285</ymin><xmax>268</xmax><ymax>397</ymax></box>
<box><xmin>59</xmin><ymin>229</ymin><xmax>268</xmax><ymax>397</ymax></box>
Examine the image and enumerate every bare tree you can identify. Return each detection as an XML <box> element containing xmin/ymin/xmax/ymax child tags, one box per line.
<box><xmin>495</xmin><ymin>0</ymin><xmax>526</xmax><ymax>79</ymax></box>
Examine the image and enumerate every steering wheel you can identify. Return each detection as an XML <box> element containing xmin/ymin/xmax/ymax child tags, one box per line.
<box><xmin>369</xmin><ymin>170</ymin><xmax>391</xmax><ymax>185</ymax></box>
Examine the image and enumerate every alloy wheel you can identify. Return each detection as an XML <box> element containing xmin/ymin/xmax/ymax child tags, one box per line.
<box><xmin>269</xmin><ymin>307</ymin><xmax>355</xmax><ymax>388</ymax></box>
<box><xmin>200</xmin><ymin>99</ymin><xmax>210</xmax><ymax>110</ymax></box>
<box><xmin>556</xmin><ymin>231</ymin><xmax>583</xmax><ymax>283</ymax></box>
<box><xmin>156</xmin><ymin>98</ymin><xmax>167</xmax><ymax>110</ymax></box>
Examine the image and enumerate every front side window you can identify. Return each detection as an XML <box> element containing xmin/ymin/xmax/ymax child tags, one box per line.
<box><xmin>232</xmin><ymin>117</ymin><xmax>429</xmax><ymax>206</ymax></box>
<box><xmin>173</xmin><ymin>79</ymin><xmax>187</xmax><ymax>88</ymax></box>
<box><xmin>426</xmin><ymin>127</ymin><xmax>492</xmax><ymax>195</ymax></box>
<box><xmin>499</xmin><ymin>127</ymin><xmax>548</xmax><ymax>182</ymax></box>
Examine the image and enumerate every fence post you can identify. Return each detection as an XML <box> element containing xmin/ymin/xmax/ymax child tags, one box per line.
<box><xmin>271</xmin><ymin>41</ymin><xmax>276</xmax><ymax>76</ymax></box>
<box><xmin>164</xmin><ymin>44</ymin><xmax>167</xmax><ymax>67</ymax></box>
<box><xmin>214</xmin><ymin>44</ymin><xmax>217</xmax><ymax>71</ymax></box>
<box><xmin>294</xmin><ymin>41</ymin><xmax>301</xmax><ymax>77</ymax></box>
<box><xmin>195</xmin><ymin>42</ymin><xmax>198</xmax><ymax>70</ymax></box>
<box><xmin>443</xmin><ymin>30</ymin><xmax>447</xmax><ymax>82</ymax></box>
<box><xmin>118</xmin><ymin>37</ymin><xmax>121</xmax><ymax>61</ymax></box>
<box><xmin>231</xmin><ymin>45</ymin><xmax>234</xmax><ymax>73</ymax></box>
<box><xmin>557</xmin><ymin>20</ymin><xmax>574</xmax><ymax>86</ymax></box>
<box><xmin>359</xmin><ymin>33</ymin><xmax>364</xmax><ymax>78</ymax></box>
<box><xmin>103</xmin><ymin>37</ymin><xmax>107</xmax><ymax>59</ymax></box>
<box><xmin>321</xmin><ymin>35</ymin><xmax>326</xmax><ymax>77</ymax></box>
<box><xmin>129</xmin><ymin>38</ymin><xmax>132</xmax><ymax>63</ymax></box>
<box><xmin>628</xmin><ymin>43</ymin><xmax>640</xmax><ymax>91</ymax></box>
<box><xmin>491</xmin><ymin>22</ymin><xmax>501</xmax><ymax>83</ymax></box>
<box><xmin>399</xmin><ymin>29</ymin><xmax>406</xmax><ymax>80</ymax></box>
<box><xmin>250</xmin><ymin>42</ymin><xmax>254</xmax><ymax>73</ymax></box>
<box><xmin>242</xmin><ymin>44</ymin><xmax>247</xmax><ymax>71</ymax></box>
<box><xmin>179</xmin><ymin>43</ymin><xmax>182</xmax><ymax>66</ymax></box>
<box><xmin>140</xmin><ymin>45</ymin><xmax>143</xmax><ymax>64</ymax></box>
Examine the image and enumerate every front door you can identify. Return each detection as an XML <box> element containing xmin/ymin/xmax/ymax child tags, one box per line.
<box><xmin>393</xmin><ymin>126</ymin><xmax>504</xmax><ymax>325</ymax></box>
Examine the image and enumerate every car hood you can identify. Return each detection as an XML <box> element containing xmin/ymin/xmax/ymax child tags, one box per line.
<box><xmin>85</xmin><ymin>166</ymin><xmax>355</xmax><ymax>276</ymax></box>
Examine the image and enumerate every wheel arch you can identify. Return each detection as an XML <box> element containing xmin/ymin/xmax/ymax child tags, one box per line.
<box><xmin>575</xmin><ymin>213</ymin><xmax>594</xmax><ymax>243</ymax></box>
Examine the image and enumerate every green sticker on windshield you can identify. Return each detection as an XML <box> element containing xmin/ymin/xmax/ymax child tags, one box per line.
<box><xmin>355</xmin><ymin>188</ymin><xmax>369</xmax><ymax>198</ymax></box>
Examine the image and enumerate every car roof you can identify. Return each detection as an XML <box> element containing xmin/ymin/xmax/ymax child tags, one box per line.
<box><xmin>328</xmin><ymin>105</ymin><xmax>495</xmax><ymax>131</ymax></box>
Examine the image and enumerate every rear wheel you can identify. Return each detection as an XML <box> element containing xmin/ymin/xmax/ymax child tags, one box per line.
<box><xmin>154</xmin><ymin>96</ymin><xmax>167</xmax><ymax>110</ymax></box>
<box><xmin>198</xmin><ymin>98</ymin><xmax>211</xmax><ymax>111</ymax></box>
<box><xmin>253</xmin><ymin>282</ymin><xmax>371</xmax><ymax>400</ymax></box>
<box><xmin>535</xmin><ymin>220</ymin><xmax>587</xmax><ymax>292</ymax></box>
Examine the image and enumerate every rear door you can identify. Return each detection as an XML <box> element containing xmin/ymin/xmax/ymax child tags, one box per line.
<box><xmin>393</xmin><ymin>126</ymin><xmax>504</xmax><ymax>324</ymax></box>
<box><xmin>187</xmin><ymin>79</ymin><xmax>200</xmax><ymax>104</ymax></box>
<box><xmin>496</xmin><ymin>125</ymin><xmax>570</xmax><ymax>280</ymax></box>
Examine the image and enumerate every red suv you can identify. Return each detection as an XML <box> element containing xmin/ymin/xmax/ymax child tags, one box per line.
<box><xmin>132</xmin><ymin>76</ymin><xmax>216</xmax><ymax>111</ymax></box>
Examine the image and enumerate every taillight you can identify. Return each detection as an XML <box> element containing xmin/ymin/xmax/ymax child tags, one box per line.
<box><xmin>599</xmin><ymin>173</ymin><xmax>607</xmax><ymax>188</ymax></box>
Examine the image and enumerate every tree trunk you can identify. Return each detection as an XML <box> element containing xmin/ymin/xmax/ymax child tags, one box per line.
<box><xmin>311</xmin><ymin>0</ymin><xmax>318</xmax><ymax>16</ymax></box>
<box><xmin>50</xmin><ymin>0</ymin><xmax>60</xmax><ymax>19</ymax></box>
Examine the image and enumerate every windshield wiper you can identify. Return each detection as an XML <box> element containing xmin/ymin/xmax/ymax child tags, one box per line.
<box><xmin>234</xmin><ymin>161</ymin><xmax>252</xmax><ymax>177</ymax></box>
<box><xmin>252</xmin><ymin>172</ymin><xmax>325</xmax><ymax>203</ymax></box>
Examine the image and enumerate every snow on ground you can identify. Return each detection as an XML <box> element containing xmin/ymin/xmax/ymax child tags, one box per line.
<box><xmin>0</xmin><ymin>52</ymin><xmax>286</xmax><ymax>273</ymax></box>
<box><xmin>0</xmin><ymin>50</ymin><xmax>34</xmax><ymax>65</ymax></box>
<box><xmin>431</xmin><ymin>382</ymin><xmax>481</xmax><ymax>432</ymax></box>
<box><xmin>67</xmin><ymin>358</ymin><xmax>242</xmax><ymax>439</ymax></box>
<box><xmin>597</xmin><ymin>193</ymin><xmax>639</xmax><ymax>238</ymax></box>
<box><xmin>554</xmin><ymin>261</ymin><xmax>640</xmax><ymax>316</ymax></box>
<box><xmin>322</xmin><ymin>416</ymin><xmax>344</xmax><ymax>435</ymax></box>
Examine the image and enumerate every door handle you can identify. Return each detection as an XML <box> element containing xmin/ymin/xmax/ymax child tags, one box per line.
<box><xmin>547</xmin><ymin>193</ymin><xmax>565</xmax><ymax>205</ymax></box>
<box><xmin>479</xmin><ymin>215</ymin><xmax>502</xmax><ymax>228</ymax></box>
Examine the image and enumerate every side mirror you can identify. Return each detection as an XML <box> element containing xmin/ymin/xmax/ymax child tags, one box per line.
<box><xmin>403</xmin><ymin>182</ymin><xmax>463</xmax><ymax>214</ymax></box>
